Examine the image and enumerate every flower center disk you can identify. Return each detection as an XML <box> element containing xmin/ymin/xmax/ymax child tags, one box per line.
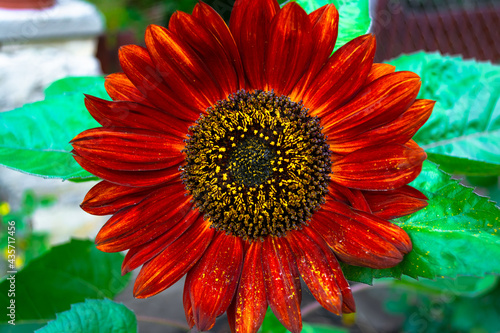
<box><xmin>228</xmin><ymin>136</ymin><xmax>274</xmax><ymax>187</ymax></box>
<box><xmin>181</xmin><ymin>90</ymin><xmax>331</xmax><ymax>240</ymax></box>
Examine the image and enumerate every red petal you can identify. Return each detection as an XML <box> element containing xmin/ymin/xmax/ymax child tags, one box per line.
<box><xmin>364</xmin><ymin>63</ymin><xmax>395</xmax><ymax>85</ymax></box>
<box><xmin>265</xmin><ymin>2</ymin><xmax>312</xmax><ymax>95</ymax></box>
<box><xmin>192</xmin><ymin>2</ymin><xmax>246</xmax><ymax>90</ymax></box>
<box><xmin>186</xmin><ymin>233</ymin><xmax>244</xmax><ymax>331</ymax></box>
<box><xmin>323</xmin><ymin>200</ymin><xmax>412</xmax><ymax>254</ymax></box>
<box><xmin>228</xmin><ymin>242</ymin><xmax>267</xmax><ymax>333</ymax></box>
<box><xmin>230</xmin><ymin>0</ymin><xmax>280</xmax><ymax>90</ymax></box>
<box><xmin>329</xmin><ymin>183</ymin><xmax>371</xmax><ymax>213</ymax></box>
<box><xmin>183</xmin><ymin>280</ymin><xmax>195</xmax><ymax>328</ymax></box>
<box><xmin>323</xmin><ymin>71</ymin><xmax>421</xmax><ymax>142</ymax></box>
<box><xmin>104</xmin><ymin>73</ymin><xmax>154</xmax><ymax>107</ymax></box>
<box><xmin>169</xmin><ymin>11</ymin><xmax>240</xmax><ymax>96</ymax></box>
<box><xmin>290</xmin><ymin>4</ymin><xmax>339</xmax><ymax>102</ymax></box>
<box><xmin>303</xmin><ymin>34</ymin><xmax>376</xmax><ymax>118</ymax></box>
<box><xmin>72</xmin><ymin>128</ymin><xmax>184</xmax><ymax>171</ymax></box>
<box><xmin>300</xmin><ymin>227</ymin><xmax>356</xmax><ymax>313</ymax></box>
<box><xmin>326</xmin><ymin>182</ymin><xmax>350</xmax><ymax>205</ymax></box>
<box><xmin>118</xmin><ymin>44</ymin><xmax>200</xmax><ymax>122</ymax></box>
<box><xmin>73</xmin><ymin>154</ymin><xmax>181</xmax><ymax>187</ymax></box>
<box><xmin>331</xmin><ymin>143</ymin><xmax>427</xmax><ymax>190</ymax></box>
<box><xmin>311</xmin><ymin>202</ymin><xmax>408</xmax><ymax>269</ymax></box>
<box><xmin>145</xmin><ymin>25</ymin><xmax>224</xmax><ymax>110</ymax></box>
<box><xmin>80</xmin><ymin>180</ymin><xmax>154</xmax><ymax>216</ymax></box>
<box><xmin>122</xmin><ymin>209</ymin><xmax>201</xmax><ymax>274</ymax></box>
<box><xmin>133</xmin><ymin>216</ymin><xmax>215</xmax><ymax>298</ymax></box>
<box><xmin>288</xmin><ymin>230</ymin><xmax>342</xmax><ymax>315</ymax></box>
<box><xmin>84</xmin><ymin>95</ymin><xmax>190</xmax><ymax>139</ymax></box>
<box><xmin>363</xmin><ymin>185</ymin><xmax>428</xmax><ymax>219</ymax></box>
<box><xmin>263</xmin><ymin>237</ymin><xmax>302</xmax><ymax>333</ymax></box>
<box><xmin>328</xmin><ymin>99</ymin><xmax>433</xmax><ymax>154</ymax></box>
<box><xmin>227</xmin><ymin>301</ymin><xmax>236</xmax><ymax>333</ymax></box>
<box><xmin>308</xmin><ymin>4</ymin><xmax>338</xmax><ymax>62</ymax></box>
<box><xmin>95</xmin><ymin>183</ymin><xmax>192</xmax><ymax>252</ymax></box>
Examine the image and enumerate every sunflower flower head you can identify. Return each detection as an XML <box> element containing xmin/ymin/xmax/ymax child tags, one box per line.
<box><xmin>71</xmin><ymin>1</ymin><xmax>434</xmax><ymax>332</ymax></box>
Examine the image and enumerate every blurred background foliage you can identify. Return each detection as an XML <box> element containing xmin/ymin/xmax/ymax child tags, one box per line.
<box><xmin>89</xmin><ymin>0</ymin><xmax>237</xmax><ymax>72</ymax></box>
<box><xmin>387</xmin><ymin>276</ymin><xmax>500</xmax><ymax>333</ymax></box>
<box><xmin>0</xmin><ymin>191</ymin><xmax>54</xmax><ymax>275</ymax></box>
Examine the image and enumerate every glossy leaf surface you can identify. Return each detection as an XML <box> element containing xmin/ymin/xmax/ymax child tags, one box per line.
<box><xmin>37</xmin><ymin>299</ymin><xmax>136</xmax><ymax>333</ymax></box>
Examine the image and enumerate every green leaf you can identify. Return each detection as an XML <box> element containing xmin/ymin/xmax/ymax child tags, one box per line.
<box><xmin>0</xmin><ymin>76</ymin><xmax>108</xmax><ymax>180</ymax></box>
<box><xmin>392</xmin><ymin>275</ymin><xmax>499</xmax><ymax>298</ymax></box>
<box><xmin>260</xmin><ymin>308</ymin><xmax>287</xmax><ymax>333</ymax></box>
<box><xmin>260</xmin><ymin>308</ymin><xmax>347</xmax><ymax>333</ymax></box>
<box><xmin>466</xmin><ymin>175</ymin><xmax>499</xmax><ymax>188</ymax></box>
<box><xmin>36</xmin><ymin>299</ymin><xmax>137</xmax><ymax>333</ymax></box>
<box><xmin>302</xmin><ymin>323</ymin><xmax>348</xmax><ymax>333</ymax></box>
<box><xmin>293</xmin><ymin>0</ymin><xmax>370</xmax><ymax>52</ymax></box>
<box><xmin>424</xmin><ymin>153</ymin><xmax>500</xmax><ymax>177</ymax></box>
<box><xmin>341</xmin><ymin>161</ymin><xmax>500</xmax><ymax>284</ymax></box>
<box><xmin>0</xmin><ymin>239</ymin><xmax>129</xmax><ymax>323</ymax></box>
<box><xmin>388</xmin><ymin>52</ymin><xmax>500</xmax><ymax>176</ymax></box>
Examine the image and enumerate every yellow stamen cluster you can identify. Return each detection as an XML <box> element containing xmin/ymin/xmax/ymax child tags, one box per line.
<box><xmin>181</xmin><ymin>90</ymin><xmax>331</xmax><ymax>240</ymax></box>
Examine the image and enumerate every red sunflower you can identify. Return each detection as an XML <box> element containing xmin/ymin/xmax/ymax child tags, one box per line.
<box><xmin>71</xmin><ymin>0</ymin><xmax>434</xmax><ymax>332</ymax></box>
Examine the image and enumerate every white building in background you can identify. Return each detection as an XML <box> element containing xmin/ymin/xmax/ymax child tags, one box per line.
<box><xmin>0</xmin><ymin>0</ymin><xmax>104</xmax><ymax>111</ymax></box>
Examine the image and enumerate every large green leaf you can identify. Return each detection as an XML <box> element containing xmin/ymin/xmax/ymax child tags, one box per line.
<box><xmin>0</xmin><ymin>239</ymin><xmax>129</xmax><ymax>323</ymax></box>
<box><xmin>0</xmin><ymin>76</ymin><xmax>108</xmax><ymax>180</ymax></box>
<box><xmin>342</xmin><ymin>161</ymin><xmax>500</xmax><ymax>284</ymax></box>
<box><xmin>294</xmin><ymin>0</ymin><xmax>370</xmax><ymax>52</ymax></box>
<box><xmin>37</xmin><ymin>299</ymin><xmax>137</xmax><ymax>333</ymax></box>
<box><xmin>388</xmin><ymin>52</ymin><xmax>500</xmax><ymax>176</ymax></box>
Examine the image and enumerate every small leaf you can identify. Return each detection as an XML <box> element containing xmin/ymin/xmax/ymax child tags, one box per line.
<box><xmin>260</xmin><ymin>308</ymin><xmax>287</xmax><ymax>333</ymax></box>
<box><xmin>259</xmin><ymin>308</ymin><xmax>348</xmax><ymax>333</ymax></box>
<box><xmin>0</xmin><ymin>76</ymin><xmax>108</xmax><ymax>180</ymax></box>
<box><xmin>36</xmin><ymin>299</ymin><xmax>137</xmax><ymax>333</ymax></box>
<box><xmin>293</xmin><ymin>0</ymin><xmax>370</xmax><ymax>52</ymax></box>
<box><xmin>424</xmin><ymin>153</ymin><xmax>500</xmax><ymax>177</ymax></box>
<box><xmin>388</xmin><ymin>52</ymin><xmax>500</xmax><ymax>176</ymax></box>
<box><xmin>342</xmin><ymin>161</ymin><xmax>500</xmax><ymax>284</ymax></box>
<box><xmin>302</xmin><ymin>323</ymin><xmax>348</xmax><ymax>333</ymax></box>
<box><xmin>0</xmin><ymin>239</ymin><xmax>129</xmax><ymax>323</ymax></box>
